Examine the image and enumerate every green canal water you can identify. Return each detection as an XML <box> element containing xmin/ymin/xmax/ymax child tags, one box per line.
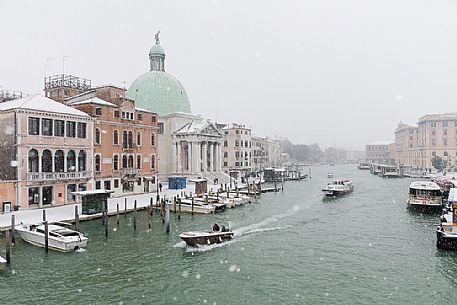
<box><xmin>1</xmin><ymin>164</ymin><xmax>457</xmax><ymax>304</ymax></box>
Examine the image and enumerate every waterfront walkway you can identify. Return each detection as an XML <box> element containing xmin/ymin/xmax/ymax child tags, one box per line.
<box><xmin>0</xmin><ymin>185</ymin><xmax>203</xmax><ymax>230</ymax></box>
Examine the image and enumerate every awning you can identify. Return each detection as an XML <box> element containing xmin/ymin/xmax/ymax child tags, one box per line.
<box><xmin>72</xmin><ymin>190</ymin><xmax>114</xmax><ymax>196</ymax></box>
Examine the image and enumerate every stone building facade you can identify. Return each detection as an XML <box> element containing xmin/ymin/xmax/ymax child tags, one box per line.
<box><xmin>394</xmin><ymin>113</ymin><xmax>457</xmax><ymax>170</ymax></box>
<box><xmin>365</xmin><ymin>141</ymin><xmax>395</xmax><ymax>164</ymax></box>
<box><xmin>0</xmin><ymin>95</ymin><xmax>94</xmax><ymax>211</ymax></box>
<box><xmin>220</xmin><ymin>123</ymin><xmax>252</xmax><ymax>178</ymax></box>
<box><xmin>66</xmin><ymin>86</ymin><xmax>159</xmax><ymax>197</ymax></box>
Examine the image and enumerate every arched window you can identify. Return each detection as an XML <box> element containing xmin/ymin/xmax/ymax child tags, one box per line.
<box><xmin>137</xmin><ymin>155</ymin><xmax>141</xmax><ymax>169</ymax></box>
<box><xmin>151</xmin><ymin>133</ymin><xmax>155</xmax><ymax>146</ymax></box>
<box><xmin>113</xmin><ymin>155</ymin><xmax>119</xmax><ymax>171</ymax></box>
<box><xmin>151</xmin><ymin>155</ymin><xmax>155</xmax><ymax>170</ymax></box>
<box><xmin>67</xmin><ymin>150</ymin><xmax>76</xmax><ymax>172</ymax></box>
<box><xmin>128</xmin><ymin>131</ymin><xmax>133</xmax><ymax>148</ymax></box>
<box><xmin>95</xmin><ymin>128</ymin><xmax>101</xmax><ymax>145</ymax></box>
<box><xmin>42</xmin><ymin>149</ymin><xmax>52</xmax><ymax>172</ymax></box>
<box><xmin>78</xmin><ymin>150</ymin><xmax>86</xmax><ymax>171</ymax></box>
<box><xmin>95</xmin><ymin>155</ymin><xmax>101</xmax><ymax>172</ymax></box>
<box><xmin>128</xmin><ymin>155</ymin><xmax>134</xmax><ymax>168</ymax></box>
<box><xmin>137</xmin><ymin>132</ymin><xmax>141</xmax><ymax>146</ymax></box>
<box><xmin>113</xmin><ymin>130</ymin><xmax>119</xmax><ymax>145</ymax></box>
<box><xmin>122</xmin><ymin>155</ymin><xmax>127</xmax><ymax>168</ymax></box>
<box><xmin>54</xmin><ymin>150</ymin><xmax>64</xmax><ymax>172</ymax></box>
<box><xmin>28</xmin><ymin>149</ymin><xmax>39</xmax><ymax>173</ymax></box>
<box><xmin>122</xmin><ymin>131</ymin><xmax>128</xmax><ymax>148</ymax></box>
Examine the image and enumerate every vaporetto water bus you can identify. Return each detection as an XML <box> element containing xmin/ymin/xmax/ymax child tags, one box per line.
<box><xmin>406</xmin><ymin>181</ymin><xmax>443</xmax><ymax>212</ymax></box>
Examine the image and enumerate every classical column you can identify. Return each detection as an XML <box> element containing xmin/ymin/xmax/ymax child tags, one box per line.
<box><xmin>209</xmin><ymin>142</ymin><xmax>214</xmax><ymax>172</ymax></box>
<box><xmin>202</xmin><ymin>142</ymin><xmax>208</xmax><ymax>172</ymax></box>
<box><xmin>218</xmin><ymin>143</ymin><xmax>223</xmax><ymax>171</ymax></box>
<box><xmin>177</xmin><ymin>142</ymin><xmax>182</xmax><ymax>173</ymax></box>
<box><xmin>192</xmin><ymin>141</ymin><xmax>200</xmax><ymax>174</ymax></box>
<box><xmin>172</xmin><ymin>142</ymin><xmax>177</xmax><ymax>173</ymax></box>
<box><xmin>186</xmin><ymin>143</ymin><xmax>192</xmax><ymax>172</ymax></box>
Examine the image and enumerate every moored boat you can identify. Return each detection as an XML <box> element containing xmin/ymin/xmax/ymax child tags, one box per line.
<box><xmin>358</xmin><ymin>161</ymin><xmax>370</xmax><ymax>170</ymax></box>
<box><xmin>16</xmin><ymin>222</ymin><xmax>88</xmax><ymax>252</ymax></box>
<box><xmin>406</xmin><ymin>181</ymin><xmax>443</xmax><ymax>212</ymax></box>
<box><xmin>327</xmin><ymin>172</ymin><xmax>334</xmax><ymax>178</ymax></box>
<box><xmin>437</xmin><ymin>188</ymin><xmax>457</xmax><ymax>250</ymax></box>
<box><xmin>168</xmin><ymin>199</ymin><xmax>216</xmax><ymax>214</ymax></box>
<box><xmin>322</xmin><ymin>179</ymin><xmax>353</xmax><ymax>197</ymax></box>
<box><xmin>179</xmin><ymin>224</ymin><xmax>234</xmax><ymax>247</ymax></box>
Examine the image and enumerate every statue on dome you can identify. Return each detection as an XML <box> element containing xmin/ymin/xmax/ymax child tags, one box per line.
<box><xmin>155</xmin><ymin>30</ymin><xmax>160</xmax><ymax>44</ymax></box>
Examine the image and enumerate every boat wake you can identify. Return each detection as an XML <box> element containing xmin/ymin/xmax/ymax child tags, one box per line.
<box><xmin>186</xmin><ymin>239</ymin><xmax>237</xmax><ymax>253</ymax></box>
<box><xmin>75</xmin><ymin>248</ymin><xmax>87</xmax><ymax>253</ymax></box>
<box><xmin>234</xmin><ymin>205</ymin><xmax>301</xmax><ymax>237</ymax></box>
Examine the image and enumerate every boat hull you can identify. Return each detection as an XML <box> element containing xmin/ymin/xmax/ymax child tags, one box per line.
<box><xmin>17</xmin><ymin>229</ymin><xmax>88</xmax><ymax>252</ymax></box>
<box><xmin>179</xmin><ymin>231</ymin><xmax>234</xmax><ymax>247</ymax></box>
<box><xmin>407</xmin><ymin>201</ymin><xmax>442</xmax><ymax>213</ymax></box>
<box><xmin>436</xmin><ymin>229</ymin><xmax>457</xmax><ymax>250</ymax></box>
<box><xmin>323</xmin><ymin>189</ymin><xmax>352</xmax><ymax>197</ymax></box>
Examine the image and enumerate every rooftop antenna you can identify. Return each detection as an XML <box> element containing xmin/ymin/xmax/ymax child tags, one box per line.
<box><xmin>62</xmin><ymin>56</ymin><xmax>70</xmax><ymax>75</ymax></box>
<box><xmin>122</xmin><ymin>80</ymin><xmax>127</xmax><ymax>90</ymax></box>
<box><xmin>44</xmin><ymin>57</ymin><xmax>54</xmax><ymax>78</ymax></box>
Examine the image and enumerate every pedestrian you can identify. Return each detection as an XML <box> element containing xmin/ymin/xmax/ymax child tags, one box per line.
<box><xmin>159</xmin><ymin>182</ymin><xmax>163</xmax><ymax>193</ymax></box>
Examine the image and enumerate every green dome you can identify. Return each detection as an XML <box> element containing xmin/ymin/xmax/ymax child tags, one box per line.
<box><xmin>126</xmin><ymin>71</ymin><xmax>191</xmax><ymax>115</ymax></box>
<box><xmin>149</xmin><ymin>43</ymin><xmax>165</xmax><ymax>56</ymax></box>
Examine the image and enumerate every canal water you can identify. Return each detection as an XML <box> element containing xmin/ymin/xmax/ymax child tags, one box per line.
<box><xmin>1</xmin><ymin>164</ymin><xmax>457</xmax><ymax>304</ymax></box>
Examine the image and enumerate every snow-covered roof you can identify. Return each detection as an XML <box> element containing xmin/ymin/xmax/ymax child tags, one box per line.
<box><xmin>68</xmin><ymin>97</ymin><xmax>116</xmax><ymax>107</ymax></box>
<box><xmin>409</xmin><ymin>181</ymin><xmax>441</xmax><ymax>191</ymax></box>
<box><xmin>0</xmin><ymin>94</ymin><xmax>89</xmax><ymax>117</ymax></box>
<box><xmin>135</xmin><ymin>107</ymin><xmax>156</xmax><ymax>114</ymax></box>
<box><xmin>175</xmin><ymin>121</ymin><xmax>221</xmax><ymax>136</ymax></box>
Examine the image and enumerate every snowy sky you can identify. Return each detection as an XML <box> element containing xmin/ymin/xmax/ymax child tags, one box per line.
<box><xmin>1</xmin><ymin>0</ymin><xmax>457</xmax><ymax>149</ymax></box>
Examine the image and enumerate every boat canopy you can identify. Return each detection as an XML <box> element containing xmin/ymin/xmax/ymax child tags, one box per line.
<box><xmin>448</xmin><ymin>188</ymin><xmax>457</xmax><ymax>203</ymax></box>
<box><xmin>409</xmin><ymin>181</ymin><xmax>441</xmax><ymax>191</ymax></box>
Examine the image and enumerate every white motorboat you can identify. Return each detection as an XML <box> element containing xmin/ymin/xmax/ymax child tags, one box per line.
<box><xmin>16</xmin><ymin>222</ymin><xmax>88</xmax><ymax>252</ymax></box>
<box><xmin>407</xmin><ymin>181</ymin><xmax>443</xmax><ymax>212</ymax></box>
<box><xmin>327</xmin><ymin>172</ymin><xmax>334</xmax><ymax>178</ymax></box>
<box><xmin>322</xmin><ymin>179</ymin><xmax>354</xmax><ymax>197</ymax></box>
<box><xmin>179</xmin><ymin>224</ymin><xmax>234</xmax><ymax>247</ymax></box>
<box><xmin>358</xmin><ymin>161</ymin><xmax>370</xmax><ymax>170</ymax></box>
<box><xmin>168</xmin><ymin>199</ymin><xmax>216</xmax><ymax>214</ymax></box>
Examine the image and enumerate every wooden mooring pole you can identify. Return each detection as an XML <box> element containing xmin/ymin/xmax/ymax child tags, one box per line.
<box><xmin>165</xmin><ymin>203</ymin><xmax>170</xmax><ymax>234</ymax></box>
<box><xmin>191</xmin><ymin>197</ymin><xmax>194</xmax><ymax>216</ymax></box>
<box><xmin>75</xmin><ymin>206</ymin><xmax>80</xmax><ymax>232</ymax></box>
<box><xmin>104</xmin><ymin>210</ymin><xmax>108</xmax><ymax>238</ymax></box>
<box><xmin>124</xmin><ymin>198</ymin><xmax>127</xmax><ymax>218</ymax></box>
<box><xmin>11</xmin><ymin>215</ymin><xmax>15</xmax><ymax>245</ymax></box>
<box><xmin>116</xmin><ymin>203</ymin><xmax>120</xmax><ymax>226</ymax></box>
<box><xmin>44</xmin><ymin>221</ymin><xmax>49</xmax><ymax>253</ymax></box>
<box><xmin>5</xmin><ymin>229</ymin><xmax>11</xmax><ymax>265</ymax></box>
<box><xmin>133</xmin><ymin>200</ymin><xmax>137</xmax><ymax>232</ymax></box>
<box><xmin>42</xmin><ymin>209</ymin><xmax>46</xmax><ymax>222</ymax></box>
<box><xmin>178</xmin><ymin>198</ymin><xmax>182</xmax><ymax>220</ymax></box>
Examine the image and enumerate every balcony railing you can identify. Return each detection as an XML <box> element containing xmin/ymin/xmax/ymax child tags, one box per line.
<box><xmin>27</xmin><ymin>171</ymin><xmax>92</xmax><ymax>182</ymax></box>
<box><xmin>122</xmin><ymin>168</ymin><xmax>142</xmax><ymax>176</ymax></box>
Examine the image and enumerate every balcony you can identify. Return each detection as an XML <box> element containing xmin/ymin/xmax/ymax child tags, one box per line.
<box><xmin>27</xmin><ymin>171</ymin><xmax>92</xmax><ymax>182</ymax></box>
<box><xmin>122</xmin><ymin>168</ymin><xmax>141</xmax><ymax>176</ymax></box>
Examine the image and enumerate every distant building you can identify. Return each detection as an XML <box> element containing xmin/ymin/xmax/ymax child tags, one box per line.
<box><xmin>394</xmin><ymin>122</ymin><xmax>419</xmax><ymax>167</ymax></box>
<box><xmin>251</xmin><ymin>136</ymin><xmax>281</xmax><ymax>171</ymax></box>
<box><xmin>66</xmin><ymin>86</ymin><xmax>159</xmax><ymax>197</ymax></box>
<box><xmin>0</xmin><ymin>95</ymin><xmax>94</xmax><ymax>211</ymax></box>
<box><xmin>220</xmin><ymin>123</ymin><xmax>252</xmax><ymax>178</ymax></box>
<box><xmin>394</xmin><ymin>113</ymin><xmax>457</xmax><ymax>170</ymax></box>
<box><xmin>365</xmin><ymin>141</ymin><xmax>395</xmax><ymax>164</ymax></box>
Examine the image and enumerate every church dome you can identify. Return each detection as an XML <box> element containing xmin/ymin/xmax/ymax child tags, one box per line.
<box><xmin>149</xmin><ymin>43</ymin><xmax>165</xmax><ymax>56</ymax></box>
<box><xmin>126</xmin><ymin>32</ymin><xmax>191</xmax><ymax>115</ymax></box>
<box><xmin>126</xmin><ymin>71</ymin><xmax>191</xmax><ymax>114</ymax></box>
